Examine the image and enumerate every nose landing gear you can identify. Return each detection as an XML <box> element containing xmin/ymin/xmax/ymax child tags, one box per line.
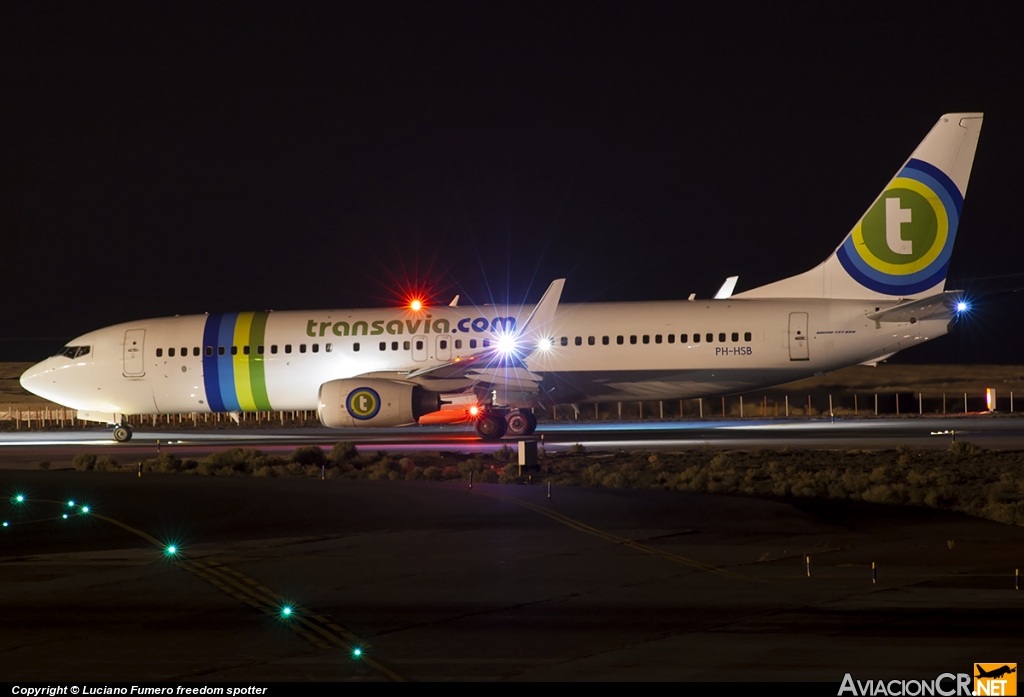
<box><xmin>112</xmin><ymin>425</ymin><xmax>133</xmax><ymax>443</ymax></box>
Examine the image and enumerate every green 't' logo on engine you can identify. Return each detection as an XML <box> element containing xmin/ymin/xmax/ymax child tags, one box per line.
<box><xmin>347</xmin><ymin>388</ymin><xmax>381</xmax><ymax>420</ymax></box>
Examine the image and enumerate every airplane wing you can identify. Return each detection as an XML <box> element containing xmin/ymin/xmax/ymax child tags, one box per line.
<box><xmin>401</xmin><ymin>278</ymin><xmax>565</xmax><ymax>393</ymax></box>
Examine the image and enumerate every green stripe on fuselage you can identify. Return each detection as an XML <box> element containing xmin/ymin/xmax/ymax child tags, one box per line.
<box><xmin>248</xmin><ymin>311</ymin><xmax>272</xmax><ymax>411</ymax></box>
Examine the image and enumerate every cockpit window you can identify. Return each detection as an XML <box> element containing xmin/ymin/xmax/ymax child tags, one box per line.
<box><xmin>58</xmin><ymin>346</ymin><xmax>91</xmax><ymax>359</ymax></box>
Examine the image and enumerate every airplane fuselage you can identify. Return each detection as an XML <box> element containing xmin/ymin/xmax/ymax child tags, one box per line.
<box><xmin>20</xmin><ymin>299</ymin><xmax>946</xmax><ymax>421</ymax></box>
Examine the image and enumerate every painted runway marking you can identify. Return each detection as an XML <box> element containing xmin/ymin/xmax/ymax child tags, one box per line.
<box><xmin>22</xmin><ymin>498</ymin><xmax>405</xmax><ymax>681</ymax></box>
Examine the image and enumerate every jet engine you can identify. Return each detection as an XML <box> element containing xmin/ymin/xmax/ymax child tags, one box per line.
<box><xmin>317</xmin><ymin>379</ymin><xmax>441</xmax><ymax>428</ymax></box>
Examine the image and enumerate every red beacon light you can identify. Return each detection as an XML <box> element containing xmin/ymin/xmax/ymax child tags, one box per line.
<box><xmin>468</xmin><ymin>405</ymin><xmax>480</xmax><ymax>418</ymax></box>
<box><xmin>409</xmin><ymin>299</ymin><xmax>424</xmax><ymax>312</ymax></box>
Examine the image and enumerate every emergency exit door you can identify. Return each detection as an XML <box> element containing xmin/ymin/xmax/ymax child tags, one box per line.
<box><xmin>123</xmin><ymin>329</ymin><xmax>146</xmax><ymax>377</ymax></box>
<box><xmin>788</xmin><ymin>313</ymin><xmax>809</xmax><ymax>361</ymax></box>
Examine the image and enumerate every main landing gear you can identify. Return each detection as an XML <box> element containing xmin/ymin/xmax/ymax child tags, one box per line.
<box><xmin>112</xmin><ymin>425</ymin><xmax>133</xmax><ymax>443</ymax></box>
<box><xmin>473</xmin><ymin>408</ymin><xmax>537</xmax><ymax>441</ymax></box>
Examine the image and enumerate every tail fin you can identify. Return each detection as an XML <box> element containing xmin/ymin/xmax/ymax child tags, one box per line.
<box><xmin>737</xmin><ymin>113</ymin><xmax>983</xmax><ymax>300</ymax></box>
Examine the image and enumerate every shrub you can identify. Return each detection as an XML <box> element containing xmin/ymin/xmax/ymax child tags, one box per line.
<box><xmin>291</xmin><ymin>446</ymin><xmax>327</xmax><ymax>467</ymax></box>
<box><xmin>495</xmin><ymin>445</ymin><xmax>514</xmax><ymax>462</ymax></box>
<box><xmin>73</xmin><ymin>453</ymin><xmax>98</xmax><ymax>471</ymax></box>
<box><xmin>329</xmin><ymin>442</ymin><xmax>358</xmax><ymax>463</ymax></box>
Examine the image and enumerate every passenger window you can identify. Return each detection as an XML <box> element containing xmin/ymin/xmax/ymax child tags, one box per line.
<box><xmin>560</xmin><ymin>337</ymin><xmax>568</xmax><ymax>346</ymax></box>
<box><xmin>193</xmin><ymin>347</ymin><xmax>200</xmax><ymax>356</ymax></box>
<box><xmin>744</xmin><ymin>332</ymin><xmax>752</xmax><ymax>341</ymax></box>
<box><xmin>206</xmin><ymin>346</ymin><xmax>213</xmax><ymax>356</ymax></box>
<box><xmin>706</xmin><ymin>333</ymin><xmax>713</xmax><ymax>342</ymax></box>
<box><xmin>312</xmin><ymin>344</ymin><xmax>319</xmax><ymax>353</ymax></box>
<box><xmin>325</xmin><ymin>343</ymin><xmax>332</xmax><ymax>352</ymax></box>
<box><xmin>575</xmin><ymin>336</ymin><xmax>582</xmax><ymax>346</ymax></box>
<box><xmin>168</xmin><ymin>348</ymin><xmax>175</xmax><ymax>357</ymax></box>
<box><xmin>271</xmin><ymin>345</ymin><xmax>278</xmax><ymax>354</ymax></box>
<box><xmin>416</xmin><ymin>340</ymin><xmax>424</xmax><ymax>350</ymax></box>
<box><xmin>602</xmin><ymin>336</ymin><xmax>609</xmax><ymax>345</ymax></box>
<box><xmin>392</xmin><ymin>341</ymin><xmax>399</xmax><ymax>351</ymax></box>
<box><xmin>667</xmin><ymin>334</ymin><xmax>675</xmax><ymax>344</ymax></box>
<box><xmin>299</xmin><ymin>344</ymin><xmax>307</xmax><ymax>353</ymax></box>
<box><xmin>588</xmin><ymin>336</ymin><xmax>595</xmax><ymax>346</ymax></box>
<box><xmin>642</xmin><ymin>335</ymin><xmax>650</xmax><ymax>344</ymax></box>
<box><xmin>655</xmin><ymin>335</ymin><xmax>662</xmax><ymax>344</ymax></box>
<box><xmin>680</xmin><ymin>334</ymin><xmax>688</xmax><ymax>343</ymax></box>
<box><xmin>404</xmin><ymin>341</ymin><xmax>411</xmax><ymax>350</ymax></box>
<box><xmin>285</xmin><ymin>345</ymin><xmax>292</xmax><ymax>354</ymax></box>
<box><xmin>243</xmin><ymin>345</ymin><xmax>250</xmax><ymax>355</ymax></box>
<box><xmin>693</xmin><ymin>334</ymin><xmax>701</xmax><ymax>344</ymax></box>
<box><xmin>454</xmin><ymin>339</ymin><xmax>462</xmax><ymax>349</ymax></box>
<box><xmin>156</xmin><ymin>348</ymin><xmax>164</xmax><ymax>357</ymax></box>
<box><xmin>483</xmin><ymin>339</ymin><xmax>491</xmax><ymax>348</ymax></box>
<box><xmin>629</xmin><ymin>335</ymin><xmax>637</xmax><ymax>345</ymax></box>
<box><xmin>218</xmin><ymin>346</ymin><xmax>226</xmax><ymax>356</ymax></box>
<box><xmin>379</xmin><ymin>342</ymin><xmax>386</xmax><ymax>351</ymax></box>
<box><xmin>440</xmin><ymin>340</ymin><xmax>448</xmax><ymax>349</ymax></box>
<box><xmin>353</xmin><ymin>343</ymin><xmax>360</xmax><ymax>351</ymax></box>
<box><xmin>181</xmin><ymin>347</ymin><xmax>187</xmax><ymax>357</ymax></box>
<box><xmin>257</xmin><ymin>345</ymin><xmax>264</xmax><ymax>355</ymax></box>
<box><xmin>616</xmin><ymin>336</ymin><xmax>624</xmax><ymax>345</ymax></box>
<box><xmin>470</xmin><ymin>339</ymin><xmax>478</xmax><ymax>349</ymax></box>
<box><xmin>719</xmin><ymin>332</ymin><xmax>726</xmax><ymax>342</ymax></box>
<box><xmin>732</xmin><ymin>332</ymin><xmax>739</xmax><ymax>342</ymax></box>
<box><xmin>231</xmin><ymin>346</ymin><xmax>238</xmax><ymax>355</ymax></box>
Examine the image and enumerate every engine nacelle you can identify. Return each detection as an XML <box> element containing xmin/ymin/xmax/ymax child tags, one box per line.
<box><xmin>317</xmin><ymin>379</ymin><xmax>441</xmax><ymax>428</ymax></box>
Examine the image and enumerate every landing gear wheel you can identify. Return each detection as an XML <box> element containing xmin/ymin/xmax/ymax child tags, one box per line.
<box><xmin>475</xmin><ymin>413</ymin><xmax>507</xmax><ymax>441</ymax></box>
<box><xmin>112</xmin><ymin>425</ymin><xmax>133</xmax><ymax>443</ymax></box>
<box><xmin>505</xmin><ymin>410</ymin><xmax>535</xmax><ymax>437</ymax></box>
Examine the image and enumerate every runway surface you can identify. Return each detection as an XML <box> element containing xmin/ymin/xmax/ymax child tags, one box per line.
<box><xmin>1</xmin><ymin>416</ymin><xmax>1024</xmax><ymax>469</ymax></box>
<box><xmin>1</xmin><ymin>470</ymin><xmax>1021</xmax><ymax>681</ymax></box>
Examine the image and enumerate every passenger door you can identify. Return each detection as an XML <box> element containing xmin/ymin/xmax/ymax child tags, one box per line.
<box><xmin>123</xmin><ymin>329</ymin><xmax>146</xmax><ymax>377</ymax></box>
<box><xmin>788</xmin><ymin>313</ymin><xmax>809</xmax><ymax>361</ymax></box>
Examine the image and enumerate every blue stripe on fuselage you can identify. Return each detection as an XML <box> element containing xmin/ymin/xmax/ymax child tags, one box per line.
<box><xmin>202</xmin><ymin>314</ymin><xmax>225</xmax><ymax>412</ymax></box>
<box><xmin>216</xmin><ymin>312</ymin><xmax>241</xmax><ymax>412</ymax></box>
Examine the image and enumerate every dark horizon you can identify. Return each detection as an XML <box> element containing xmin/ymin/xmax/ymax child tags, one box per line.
<box><xmin>3</xmin><ymin>3</ymin><xmax>1023</xmax><ymax>363</ymax></box>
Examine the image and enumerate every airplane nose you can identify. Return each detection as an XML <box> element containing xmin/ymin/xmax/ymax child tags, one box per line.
<box><xmin>20</xmin><ymin>359</ymin><xmax>52</xmax><ymax>398</ymax></box>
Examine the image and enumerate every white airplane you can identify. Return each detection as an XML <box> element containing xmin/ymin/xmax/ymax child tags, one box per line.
<box><xmin>21</xmin><ymin>113</ymin><xmax>983</xmax><ymax>442</ymax></box>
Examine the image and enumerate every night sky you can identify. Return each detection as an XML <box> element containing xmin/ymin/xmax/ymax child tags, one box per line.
<box><xmin>3</xmin><ymin>3</ymin><xmax>1023</xmax><ymax>363</ymax></box>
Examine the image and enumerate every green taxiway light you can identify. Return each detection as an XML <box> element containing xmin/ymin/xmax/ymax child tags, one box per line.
<box><xmin>165</xmin><ymin>545</ymin><xmax>178</xmax><ymax>556</ymax></box>
<box><xmin>62</xmin><ymin>514</ymin><xmax>68</xmax><ymax>520</ymax></box>
<box><xmin>2</xmin><ymin>522</ymin><xmax>8</xmax><ymax>527</ymax></box>
<box><xmin>352</xmin><ymin>647</ymin><xmax>362</xmax><ymax>658</ymax></box>
<box><xmin>14</xmin><ymin>495</ymin><xmax>25</xmax><ymax>504</ymax></box>
<box><xmin>280</xmin><ymin>606</ymin><xmax>293</xmax><ymax>618</ymax></box>
<box><xmin>80</xmin><ymin>506</ymin><xmax>90</xmax><ymax>514</ymax></box>
<box><xmin>67</xmin><ymin>500</ymin><xmax>75</xmax><ymax>507</ymax></box>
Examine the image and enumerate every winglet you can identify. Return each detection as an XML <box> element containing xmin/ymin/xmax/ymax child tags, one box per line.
<box><xmin>519</xmin><ymin>278</ymin><xmax>565</xmax><ymax>341</ymax></box>
<box><xmin>449</xmin><ymin>294</ymin><xmax>460</xmax><ymax>307</ymax></box>
<box><xmin>714</xmin><ymin>276</ymin><xmax>739</xmax><ymax>299</ymax></box>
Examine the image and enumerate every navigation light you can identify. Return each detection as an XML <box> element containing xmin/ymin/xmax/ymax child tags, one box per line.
<box><xmin>956</xmin><ymin>301</ymin><xmax>969</xmax><ymax>313</ymax></box>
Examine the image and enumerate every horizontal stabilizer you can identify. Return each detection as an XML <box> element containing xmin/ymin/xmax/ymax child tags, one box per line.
<box><xmin>867</xmin><ymin>291</ymin><xmax>963</xmax><ymax>323</ymax></box>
